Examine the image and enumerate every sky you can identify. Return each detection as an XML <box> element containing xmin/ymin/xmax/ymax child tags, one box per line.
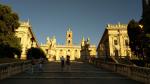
<box><xmin>0</xmin><ymin>0</ymin><xmax>142</xmax><ymax>46</ymax></box>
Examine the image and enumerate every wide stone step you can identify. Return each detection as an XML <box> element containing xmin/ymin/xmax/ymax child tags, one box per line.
<box><xmin>9</xmin><ymin>76</ymin><xmax>128</xmax><ymax>79</ymax></box>
<box><xmin>0</xmin><ymin>62</ymin><xmax>142</xmax><ymax>84</ymax></box>
<box><xmin>10</xmin><ymin>71</ymin><xmax>125</xmax><ymax>79</ymax></box>
<box><xmin>2</xmin><ymin>78</ymin><xmax>142</xmax><ymax>84</ymax></box>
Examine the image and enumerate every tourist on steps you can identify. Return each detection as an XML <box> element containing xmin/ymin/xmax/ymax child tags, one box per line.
<box><xmin>66</xmin><ymin>55</ymin><xmax>71</xmax><ymax>71</ymax></box>
<box><xmin>60</xmin><ymin>56</ymin><xmax>65</xmax><ymax>71</ymax></box>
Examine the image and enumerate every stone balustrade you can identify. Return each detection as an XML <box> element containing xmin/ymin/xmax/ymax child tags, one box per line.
<box><xmin>0</xmin><ymin>61</ymin><xmax>31</xmax><ymax>80</ymax></box>
<box><xmin>90</xmin><ymin>59</ymin><xmax>150</xmax><ymax>84</ymax></box>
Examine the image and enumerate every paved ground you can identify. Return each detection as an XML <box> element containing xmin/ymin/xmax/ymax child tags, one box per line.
<box><xmin>0</xmin><ymin>61</ymin><xmax>143</xmax><ymax>84</ymax></box>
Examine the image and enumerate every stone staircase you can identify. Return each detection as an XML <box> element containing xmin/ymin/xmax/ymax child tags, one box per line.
<box><xmin>0</xmin><ymin>61</ymin><xmax>142</xmax><ymax>84</ymax></box>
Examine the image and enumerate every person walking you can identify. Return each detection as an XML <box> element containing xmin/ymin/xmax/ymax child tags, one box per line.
<box><xmin>66</xmin><ymin>55</ymin><xmax>71</xmax><ymax>71</ymax></box>
<box><xmin>60</xmin><ymin>56</ymin><xmax>65</xmax><ymax>71</ymax></box>
<box><xmin>39</xmin><ymin>57</ymin><xmax>44</xmax><ymax>72</ymax></box>
<box><xmin>31</xmin><ymin>58</ymin><xmax>35</xmax><ymax>73</ymax></box>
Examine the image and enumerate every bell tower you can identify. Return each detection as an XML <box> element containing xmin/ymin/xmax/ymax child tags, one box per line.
<box><xmin>66</xmin><ymin>27</ymin><xmax>73</xmax><ymax>46</ymax></box>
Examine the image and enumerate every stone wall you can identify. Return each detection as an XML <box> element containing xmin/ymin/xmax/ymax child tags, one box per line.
<box><xmin>90</xmin><ymin>60</ymin><xmax>150</xmax><ymax>84</ymax></box>
<box><xmin>0</xmin><ymin>61</ymin><xmax>31</xmax><ymax>80</ymax></box>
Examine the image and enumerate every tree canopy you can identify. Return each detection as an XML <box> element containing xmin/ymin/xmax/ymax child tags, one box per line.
<box><xmin>127</xmin><ymin>19</ymin><xmax>144</xmax><ymax>59</ymax></box>
<box><xmin>127</xmin><ymin>2</ymin><xmax>150</xmax><ymax>66</ymax></box>
<box><xmin>142</xmin><ymin>5</ymin><xmax>150</xmax><ymax>63</ymax></box>
<box><xmin>26</xmin><ymin>47</ymin><xmax>46</xmax><ymax>60</ymax></box>
<box><xmin>0</xmin><ymin>4</ymin><xmax>21</xmax><ymax>58</ymax></box>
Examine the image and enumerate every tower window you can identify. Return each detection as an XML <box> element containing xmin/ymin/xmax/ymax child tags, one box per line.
<box><xmin>68</xmin><ymin>34</ymin><xmax>71</xmax><ymax>37</ymax></box>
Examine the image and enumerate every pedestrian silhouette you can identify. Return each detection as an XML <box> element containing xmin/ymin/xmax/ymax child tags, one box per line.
<box><xmin>60</xmin><ymin>56</ymin><xmax>65</xmax><ymax>71</ymax></box>
<box><xmin>31</xmin><ymin>58</ymin><xmax>35</xmax><ymax>73</ymax></box>
<box><xmin>66</xmin><ymin>55</ymin><xmax>71</xmax><ymax>71</ymax></box>
<box><xmin>39</xmin><ymin>57</ymin><xmax>44</xmax><ymax>72</ymax></box>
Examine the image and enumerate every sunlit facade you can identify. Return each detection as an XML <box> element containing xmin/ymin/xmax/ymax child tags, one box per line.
<box><xmin>40</xmin><ymin>28</ymin><xmax>96</xmax><ymax>61</ymax></box>
<box><xmin>97</xmin><ymin>23</ymin><xmax>132</xmax><ymax>62</ymax></box>
<box><xmin>15</xmin><ymin>20</ymin><xmax>38</xmax><ymax>59</ymax></box>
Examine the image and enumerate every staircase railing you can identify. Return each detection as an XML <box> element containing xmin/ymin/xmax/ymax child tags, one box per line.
<box><xmin>0</xmin><ymin>61</ymin><xmax>31</xmax><ymax>80</ymax></box>
<box><xmin>90</xmin><ymin>59</ymin><xmax>150</xmax><ymax>84</ymax></box>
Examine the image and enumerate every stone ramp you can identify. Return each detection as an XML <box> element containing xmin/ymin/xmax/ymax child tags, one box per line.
<box><xmin>0</xmin><ymin>61</ymin><xmax>143</xmax><ymax>84</ymax></box>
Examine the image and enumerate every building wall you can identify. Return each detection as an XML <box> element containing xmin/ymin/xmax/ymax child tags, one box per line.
<box><xmin>55</xmin><ymin>45</ymin><xmax>81</xmax><ymax>60</ymax></box>
<box><xmin>40</xmin><ymin>29</ymin><xmax>96</xmax><ymax>61</ymax></box>
<box><xmin>89</xmin><ymin>46</ymin><xmax>97</xmax><ymax>57</ymax></box>
<box><xmin>97</xmin><ymin>23</ymin><xmax>131</xmax><ymax>59</ymax></box>
<box><xmin>41</xmin><ymin>40</ymin><xmax>82</xmax><ymax>61</ymax></box>
<box><xmin>15</xmin><ymin>20</ymin><xmax>38</xmax><ymax>59</ymax></box>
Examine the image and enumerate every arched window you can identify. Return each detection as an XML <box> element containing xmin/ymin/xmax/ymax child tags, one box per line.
<box><xmin>75</xmin><ymin>50</ymin><xmax>77</xmax><ymax>52</ymax></box>
<box><xmin>114</xmin><ymin>40</ymin><xmax>118</xmax><ymax>45</ymax></box>
<box><xmin>68</xmin><ymin>34</ymin><xmax>71</xmax><ymax>37</ymax></box>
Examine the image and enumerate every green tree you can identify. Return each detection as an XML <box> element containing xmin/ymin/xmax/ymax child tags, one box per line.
<box><xmin>0</xmin><ymin>4</ymin><xmax>21</xmax><ymax>58</ymax></box>
<box><xmin>142</xmin><ymin>5</ymin><xmax>150</xmax><ymax>63</ymax></box>
<box><xmin>26</xmin><ymin>47</ymin><xmax>46</xmax><ymax>60</ymax></box>
<box><xmin>127</xmin><ymin>19</ymin><xmax>144</xmax><ymax>60</ymax></box>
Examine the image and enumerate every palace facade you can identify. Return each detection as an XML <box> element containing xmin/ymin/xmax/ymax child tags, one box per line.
<box><xmin>15</xmin><ymin>20</ymin><xmax>38</xmax><ymax>59</ymax></box>
<box><xmin>40</xmin><ymin>28</ymin><xmax>96</xmax><ymax>61</ymax></box>
<box><xmin>97</xmin><ymin>23</ymin><xmax>132</xmax><ymax>63</ymax></box>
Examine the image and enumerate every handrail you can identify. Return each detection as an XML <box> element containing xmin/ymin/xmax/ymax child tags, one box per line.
<box><xmin>90</xmin><ymin>59</ymin><xmax>150</xmax><ymax>84</ymax></box>
<box><xmin>0</xmin><ymin>60</ymin><xmax>32</xmax><ymax>80</ymax></box>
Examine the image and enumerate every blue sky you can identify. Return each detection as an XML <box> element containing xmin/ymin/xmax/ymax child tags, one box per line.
<box><xmin>0</xmin><ymin>0</ymin><xmax>142</xmax><ymax>46</ymax></box>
